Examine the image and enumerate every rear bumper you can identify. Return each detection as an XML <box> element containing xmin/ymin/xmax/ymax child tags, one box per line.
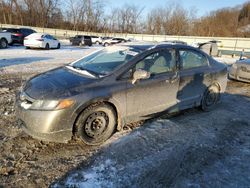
<box><xmin>11</xmin><ymin>36</ymin><xmax>23</xmax><ymax>44</ymax></box>
<box><xmin>24</xmin><ymin>42</ymin><xmax>44</xmax><ymax>48</ymax></box>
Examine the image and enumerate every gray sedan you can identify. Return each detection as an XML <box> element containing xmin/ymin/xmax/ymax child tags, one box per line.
<box><xmin>16</xmin><ymin>43</ymin><xmax>227</xmax><ymax>145</ymax></box>
<box><xmin>229</xmin><ymin>59</ymin><xmax>250</xmax><ymax>83</ymax></box>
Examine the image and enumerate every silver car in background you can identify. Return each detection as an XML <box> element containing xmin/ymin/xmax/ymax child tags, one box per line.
<box><xmin>229</xmin><ymin>59</ymin><xmax>250</xmax><ymax>83</ymax></box>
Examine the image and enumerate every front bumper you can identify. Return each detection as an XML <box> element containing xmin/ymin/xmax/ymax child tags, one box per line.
<box><xmin>229</xmin><ymin>66</ymin><xmax>250</xmax><ymax>83</ymax></box>
<box><xmin>16</xmin><ymin>101</ymin><xmax>75</xmax><ymax>143</ymax></box>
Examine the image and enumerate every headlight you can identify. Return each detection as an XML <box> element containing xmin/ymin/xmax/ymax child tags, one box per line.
<box><xmin>232</xmin><ymin>63</ymin><xmax>237</xmax><ymax>69</ymax></box>
<box><xmin>30</xmin><ymin>100</ymin><xmax>59</xmax><ymax>110</ymax></box>
<box><xmin>29</xmin><ymin>99</ymin><xmax>75</xmax><ymax>110</ymax></box>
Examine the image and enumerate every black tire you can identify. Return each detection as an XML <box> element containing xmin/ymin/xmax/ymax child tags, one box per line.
<box><xmin>0</xmin><ymin>38</ymin><xmax>8</xmax><ymax>49</ymax></box>
<box><xmin>26</xmin><ymin>46</ymin><xmax>31</xmax><ymax>49</ymax></box>
<box><xmin>57</xmin><ymin>43</ymin><xmax>61</xmax><ymax>49</ymax></box>
<box><xmin>95</xmin><ymin>41</ymin><xmax>100</xmax><ymax>45</ymax></box>
<box><xmin>45</xmin><ymin>43</ymin><xmax>50</xmax><ymax>50</ymax></box>
<box><xmin>104</xmin><ymin>42</ymin><xmax>109</xmax><ymax>47</ymax></box>
<box><xmin>201</xmin><ymin>84</ymin><xmax>220</xmax><ymax>111</ymax></box>
<box><xmin>75</xmin><ymin>103</ymin><xmax>117</xmax><ymax>145</ymax></box>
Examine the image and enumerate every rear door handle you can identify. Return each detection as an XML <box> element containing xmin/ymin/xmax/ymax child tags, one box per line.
<box><xmin>170</xmin><ymin>77</ymin><xmax>178</xmax><ymax>83</ymax></box>
<box><xmin>166</xmin><ymin>73</ymin><xmax>178</xmax><ymax>83</ymax></box>
<box><xmin>170</xmin><ymin>72</ymin><xmax>178</xmax><ymax>83</ymax></box>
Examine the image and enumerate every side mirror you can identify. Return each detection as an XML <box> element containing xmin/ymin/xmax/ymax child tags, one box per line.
<box><xmin>132</xmin><ymin>70</ymin><xmax>150</xmax><ymax>84</ymax></box>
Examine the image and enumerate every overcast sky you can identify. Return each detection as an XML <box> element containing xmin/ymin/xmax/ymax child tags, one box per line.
<box><xmin>106</xmin><ymin>0</ymin><xmax>249</xmax><ymax>17</ymax></box>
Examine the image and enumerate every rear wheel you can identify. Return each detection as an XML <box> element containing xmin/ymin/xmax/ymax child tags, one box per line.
<box><xmin>45</xmin><ymin>43</ymin><xmax>50</xmax><ymax>50</ymax></box>
<box><xmin>26</xmin><ymin>46</ymin><xmax>31</xmax><ymax>49</ymax></box>
<box><xmin>201</xmin><ymin>84</ymin><xmax>220</xmax><ymax>111</ymax></box>
<box><xmin>104</xmin><ymin>42</ymin><xmax>109</xmax><ymax>47</ymax></box>
<box><xmin>0</xmin><ymin>38</ymin><xmax>8</xmax><ymax>49</ymax></box>
<box><xmin>57</xmin><ymin>43</ymin><xmax>61</xmax><ymax>49</ymax></box>
<box><xmin>75</xmin><ymin>103</ymin><xmax>117</xmax><ymax>145</ymax></box>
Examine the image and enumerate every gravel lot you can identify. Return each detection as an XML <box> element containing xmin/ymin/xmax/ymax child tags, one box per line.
<box><xmin>0</xmin><ymin>45</ymin><xmax>250</xmax><ymax>188</ymax></box>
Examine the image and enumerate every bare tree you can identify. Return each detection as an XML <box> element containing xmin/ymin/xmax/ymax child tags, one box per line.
<box><xmin>0</xmin><ymin>0</ymin><xmax>250</xmax><ymax>37</ymax></box>
<box><xmin>107</xmin><ymin>4</ymin><xmax>144</xmax><ymax>33</ymax></box>
<box><xmin>146</xmin><ymin>3</ymin><xmax>192</xmax><ymax>35</ymax></box>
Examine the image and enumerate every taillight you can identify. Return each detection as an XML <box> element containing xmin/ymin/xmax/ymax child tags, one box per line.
<box><xmin>14</xmin><ymin>33</ymin><xmax>23</xmax><ymax>37</ymax></box>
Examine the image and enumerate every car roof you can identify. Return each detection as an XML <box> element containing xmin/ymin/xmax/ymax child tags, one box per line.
<box><xmin>5</xmin><ymin>28</ymin><xmax>20</xmax><ymax>32</ymax></box>
<box><xmin>20</xmin><ymin>28</ymin><xmax>35</xmax><ymax>31</ymax></box>
<box><xmin>27</xmin><ymin>33</ymin><xmax>48</xmax><ymax>37</ymax></box>
<box><xmin>119</xmin><ymin>42</ymin><xmax>195</xmax><ymax>51</ymax></box>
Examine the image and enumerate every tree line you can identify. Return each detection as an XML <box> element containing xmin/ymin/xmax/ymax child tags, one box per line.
<box><xmin>1</xmin><ymin>0</ymin><xmax>250</xmax><ymax>37</ymax></box>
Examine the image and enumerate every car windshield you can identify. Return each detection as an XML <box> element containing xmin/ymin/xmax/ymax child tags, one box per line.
<box><xmin>71</xmin><ymin>46</ymin><xmax>141</xmax><ymax>76</ymax></box>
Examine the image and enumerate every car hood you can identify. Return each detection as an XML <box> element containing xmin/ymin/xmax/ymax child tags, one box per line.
<box><xmin>237</xmin><ymin>59</ymin><xmax>250</xmax><ymax>67</ymax></box>
<box><xmin>23</xmin><ymin>67</ymin><xmax>96</xmax><ymax>99</ymax></box>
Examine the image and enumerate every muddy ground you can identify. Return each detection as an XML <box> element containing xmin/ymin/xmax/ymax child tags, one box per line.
<box><xmin>0</xmin><ymin>72</ymin><xmax>250</xmax><ymax>187</ymax></box>
<box><xmin>0</xmin><ymin>46</ymin><xmax>249</xmax><ymax>187</ymax></box>
<box><xmin>54</xmin><ymin>80</ymin><xmax>250</xmax><ymax>188</ymax></box>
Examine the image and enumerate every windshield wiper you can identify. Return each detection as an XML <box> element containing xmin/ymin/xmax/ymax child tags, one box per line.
<box><xmin>70</xmin><ymin>65</ymin><xmax>101</xmax><ymax>78</ymax></box>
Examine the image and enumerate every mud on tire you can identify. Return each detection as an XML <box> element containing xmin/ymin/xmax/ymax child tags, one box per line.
<box><xmin>75</xmin><ymin>103</ymin><xmax>117</xmax><ymax>145</ymax></box>
<box><xmin>201</xmin><ymin>84</ymin><xmax>220</xmax><ymax>111</ymax></box>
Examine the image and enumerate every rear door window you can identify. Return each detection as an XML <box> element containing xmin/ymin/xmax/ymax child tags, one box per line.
<box><xmin>179</xmin><ymin>50</ymin><xmax>208</xmax><ymax>70</ymax></box>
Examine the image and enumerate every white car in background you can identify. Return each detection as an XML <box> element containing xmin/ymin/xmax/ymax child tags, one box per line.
<box><xmin>24</xmin><ymin>33</ymin><xmax>60</xmax><ymax>49</ymax></box>
<box><xmin>0</xmin><ymin>31</ymin><xmax>12</xmax><ymax>49</ymax></box>
<box><xmin>102</xmin><ymin>37</ymin><xmax>127</xmax><ymax>46</ymax></box>
<box><xmin>91</xmin><ymin>36</ymin><xmax>102</xmax><ymax>44</ymax></box>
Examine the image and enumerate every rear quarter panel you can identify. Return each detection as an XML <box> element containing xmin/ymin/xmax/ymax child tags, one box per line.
<box><xmin>210</xmin><ymin>59</ymin><xmax>228</xmax><ymax>93</ymax></box>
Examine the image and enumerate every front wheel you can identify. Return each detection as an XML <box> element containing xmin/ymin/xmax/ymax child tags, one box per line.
<box><xmin>75</xmin><ymin>103</ymin><xmax>117</xmax><ymax>145</ymax></box>
<box><xmin>201</xmin><ymin>85</ymin><xmax>220</xmax><ymax>111</ymax></box>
